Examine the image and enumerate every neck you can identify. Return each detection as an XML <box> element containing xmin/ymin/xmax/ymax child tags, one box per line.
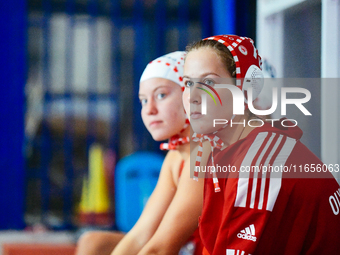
<box><xmin>217</xmin><ymin>115</ymin><xmax>256</xmax><ymax>148</ymax></box>
<box><xmin>176</xmin><ymin>142</ymin><xmax>190</xmax><ymax>159</ymax></box>
<box><xmin>176</xmin><ymin>126</ymin><xmax>191</xmax><ymax>159</ymax></box>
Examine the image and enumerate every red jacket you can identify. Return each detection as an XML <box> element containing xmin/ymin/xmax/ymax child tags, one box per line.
<box><xmin>200</xmin><ymin>121</ymin><xmax>340</xmax><ymax>255</ymax></box>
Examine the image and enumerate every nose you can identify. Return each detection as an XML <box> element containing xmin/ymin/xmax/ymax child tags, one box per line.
<box><xmin>189</xmin><ymin>82</ymin><xmax>203</xmax><ymax>105</ymax></box>
<box><xmin>145</xmin><ymin>98</ymin><xmax>158</xmax><ymax>115</ymax></box>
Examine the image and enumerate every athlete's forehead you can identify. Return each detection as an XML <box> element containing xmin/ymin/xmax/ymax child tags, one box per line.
<box><xmin>184</xmin><ymin>48</ymin><xmax>232</xmax><ymax>79</ymax></box>
<box><xmin>183</xmin><ymin>72</ymin><xmax>221</xmax><ymax>79</ymax></box>
<box><xmin>139</xmin><ymin>77</ymin><xmax>179</xmax><ymax>97</ymax></box>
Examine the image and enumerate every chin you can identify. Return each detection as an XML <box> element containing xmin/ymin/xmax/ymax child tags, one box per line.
<box><xmin>191</xmin><ymin>116</ymin><xmax>222</xmax><ymax>134</ymax></box>
<box><xmin>191</xmin><ymin>125</ymin><xmax>217</xmax><ymax>135</ymax></box>
<box><xmin>150</xmin><ymin>128</ymin><xmax>181</xmax><ymax>141</ymax></box>
<box><xmin>150</xmin><ymin>131</ymin><xmax>171</xmax><ymax>142</ymax></box>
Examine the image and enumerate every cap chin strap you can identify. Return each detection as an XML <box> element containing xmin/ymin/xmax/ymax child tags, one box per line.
<box><xmin>192</xmin><ymin>133</ymin><xmax>224</xmax><ymax>192</ymax></box>
<box><xmin>160</xmin><ymin>134</ymin><xmax>190</xmax><ymax>150</ymax></box>
<box><xmin>192</xmin><ymin>115</ymin><xmax>235</xmax><ymax>193</ymax></box>
<box><xmin>160</xmin><ymin>119</ymin><xmax>190</xmax><ymax>151</ymax></box>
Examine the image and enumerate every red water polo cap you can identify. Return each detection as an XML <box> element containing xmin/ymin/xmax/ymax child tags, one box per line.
<box><xmin>204</xmin><ymin>35</ymin><xmax>264</xmax><ymax>102</ymax></box>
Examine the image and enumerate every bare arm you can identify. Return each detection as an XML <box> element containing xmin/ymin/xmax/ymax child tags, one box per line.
<box><xmin>111</xmin><ymin>151</ymin><xmax>180</xmax><ymax>255</ymax></box>
<box><xmin>137</xmin><ymin>150</ymin><xmax>204</xmax><ymax>255</ymax></box>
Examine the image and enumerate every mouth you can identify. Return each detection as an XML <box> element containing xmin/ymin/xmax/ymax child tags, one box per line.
<box><xmin>149</xmin><ymin>120</ymin><xmax>163</xmax><ymax>128</ymax></box>
<box><xmin>190</xmin><ymin>111</ymin><xmax>203</xmax><ymax>119</ymax></box>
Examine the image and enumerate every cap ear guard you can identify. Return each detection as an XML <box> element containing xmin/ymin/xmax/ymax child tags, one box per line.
<box><xmin>242</xmin><ymin>65</ymin><xmax>264</xmax><ymax>103</ymax></box>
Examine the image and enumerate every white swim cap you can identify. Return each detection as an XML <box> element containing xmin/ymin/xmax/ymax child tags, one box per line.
<box><xmin>140</xmin><ymin>51</ymin><xmax>186</xmax><ymax>88</ymax></box>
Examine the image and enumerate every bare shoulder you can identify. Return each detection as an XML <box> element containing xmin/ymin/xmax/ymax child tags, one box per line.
<box><xmin>162</xmin><ymin>150</ymin><xmax>184</xmax><ymax>182</ymax></box>
<box><xmin>163</xmin><ymin>149</ymin><xmax>182</xmax><ymax>163</ymax></box>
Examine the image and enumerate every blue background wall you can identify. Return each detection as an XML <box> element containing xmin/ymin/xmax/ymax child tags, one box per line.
<box><xmin>0</xmin><ymin>0</ymin><xmax>26</xmax><ymax>229</ymax></box>
<box><xmin>0</xmin><ymin>0</ymin><xmax>256</xmax><ymax>230</ymax></box>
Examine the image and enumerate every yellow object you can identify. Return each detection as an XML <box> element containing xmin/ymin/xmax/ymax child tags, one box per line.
<box><xmin>79</xmin><ymin>177</ymin><xmax>90</xmax><ymax>213</ymax></box>
<box><xmin>79</xmin><ymin>144</ymin><xmax>110</xmax><ymax>214</ymax></box>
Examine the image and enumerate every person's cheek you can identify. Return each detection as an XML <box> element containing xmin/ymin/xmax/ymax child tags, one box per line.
<box><xmin>182</xmin><ymin>91</ymin><xmax>189</xmax><ymax>113</ymax></box>
<box><xmin>140</xmin><ymin>112</ymin><xmax>148</xmax><ymax>129</ymax></box>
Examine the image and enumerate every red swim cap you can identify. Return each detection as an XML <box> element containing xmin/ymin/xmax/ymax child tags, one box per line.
<box><xmin>204</xmin><ymin>35</ymin><xmax>264</xmax><ymax>102</ymax></box>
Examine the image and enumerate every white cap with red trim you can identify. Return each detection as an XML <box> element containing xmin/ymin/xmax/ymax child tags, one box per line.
<box><xmin>140</xmin><ymin>51</ymin><xmax>186</xmax><ymax>88</ymax></box>
<box><xmin>140</xmin><ymin>51</ymin><xmax>189</xmax><ymax>151</ymax></box>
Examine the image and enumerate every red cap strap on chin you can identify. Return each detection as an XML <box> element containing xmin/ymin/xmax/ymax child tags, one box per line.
<box><xmin>179</xmin><ymin>118</ymin><xmax>190</xmax><ymax>133</ymax></box>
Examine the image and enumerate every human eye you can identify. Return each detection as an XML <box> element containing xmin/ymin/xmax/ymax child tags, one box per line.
<box><xmin>184</xmin><ymin>80</ymin><xmax>194</xmax><ymax>88</ymax></box>
<box><xmin>139</xmin><ymin>98</ymin><xmax>147</xmax><ymax>106</ymax></box>
<box><xmin>203</xmin><ymin>79</ymin><xmax>215</xmax><ymax>86</ymax></box>
<box><xmin>156</xmin><ymin>93</ymin><xmax>166</xmax><ymax>100</ymax></box>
